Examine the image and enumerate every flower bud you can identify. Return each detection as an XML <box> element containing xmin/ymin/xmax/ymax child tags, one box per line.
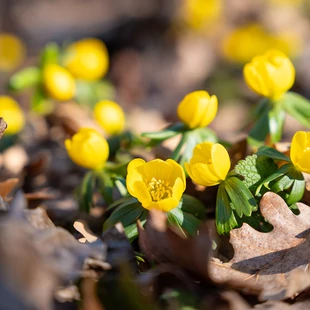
<box><xmin>185</xmin><ymin>142</ymin><xmax>230</xmax><ymax>186</ymax></box>
<box><xmin>94</xmin><ymin>100</ymin><xmax>125</xmax><ymax>135</ymax></box>
<box><xmin>290</xmin><ymin>131</ymin><xmax>310</xmax><ymax>174</ymax></box>
<box><xmin>43</xmin><ymin>64</ymin><xmax>75</xmax><ymax>101</ymax></box>
<box><xmin>244</xmin><ymin>49</ymin><xmax>295</xmax><ymax>100</ymax></box>
<box><xmin>0</xmin><ymin>96</ymin><xmax>25</xmax><ymax>135</ymax></box>
<box><xmin>177</xmin><ymin>90</ymin><xmax>218</xmax><ymax>129</ymax></box>
<box><xmin>64</xmin><ymin>38</ymin><xmax>109</xmax><ymax>81</ymax></box>
<box><xmin>65</xmin><ymin>128</ymin><xmax>109</xmax><ymax>170</ymax></box>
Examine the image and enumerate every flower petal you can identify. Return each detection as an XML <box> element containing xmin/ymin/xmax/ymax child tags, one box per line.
<box><xmin>147</xmin><ymin>197</ymin><xmax>179</xmax><ymax>212</ymax></box>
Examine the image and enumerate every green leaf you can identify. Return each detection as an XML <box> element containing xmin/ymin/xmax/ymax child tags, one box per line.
<box><xmin>282</xmin><ymin>91</ymin><xmax>310</xmax><ymax>126</ymax></box>
<box><xmin>31</xmin><ymin>87</ymin><xmax>54</xmax><ymax>114</ymax></box>
<box><xmin>168</xmin><ymin>207</ymin><xmax>202</xmax><ymax>236</ymax></box>
<box><xmin>270</xmin><ymin>174</ymin><xmax>294</xmax><ymax>193</ymax></box>
<box><xmin>248</xmin><ymin>100</ymin><xmax>270</xmax><ymax>145</ymax></box>
<box><xmin>96</xmin><ymin>170</ymin><xmax>114</xmax><ymax>205</ymax></box>
<box><xmin>224</xmin><ymin>177</ymin><xmax>257</xmax><ymax>217</ymax></box>
<box><xmin>215</xmin><ymin>183</ymin><xmax>238</xmax><ymax>234</ymax></box>
<box><xmin>171</xmin><ymin>133</ymin><xmax>188</xmax><ymax>162</ymax></box>
<box><xmin>255</xmin><ymin>163</ymin><xmax>292</xmax><ymax>195</ymax></box>
<box><xmin>235</xmin><ymin>154</ymin><xmax>278</xmax><ymax>190</ymax></box>
<box><xmin>40</xmin><ymin>42</ymin><xmax>60</xmax><ymax>67</ymax></box>
<box><xmin>9</xmin><ymin>67</ymin><xmax>41</xmax><ymax>91</ymax></box>
<box><xmin>103</xmin><ymin>199</ymin><xmax>144</xmax><ymax>230</ymax></box>
<box><xmin>285</xmin><ymin>178</ymin><xmax>305</xmax><ymax>205</ymax></box>
<box><xmin>142</xmin><ymin>122</ymin><xmax>185</xmax><ymax>141</ymax></box>
<box><xmin>124</xmin><ymin>209</ymin><xmax>148</xmax><ymax>242</ymax></box>
<box><xmin>113</xmin><ymin>176</ymin><xmax>128</xmax><ymax>197</ymax></box>
<box><xmin>105</xmin><ymin>196</ymin><xmax>135</xmax><ymax>211</ymax></box>
<box><xmin>256</xmin><ymin>145</ymin><xmax>291</xmax><ymax>162</ymax></box>
<box><xmin>268</xmin><ymin>105</ymin><xmax>285</xmax><ymax>143</ymax></box>
<box><xmin>79</xmin><ymin>171</ymin><xmax>95</xmax><ymax>213</ymax></box>
<box><xmin>177</xmin><ymin>194</ymin><xmax>205</xmax><ymax>219</ymax></box>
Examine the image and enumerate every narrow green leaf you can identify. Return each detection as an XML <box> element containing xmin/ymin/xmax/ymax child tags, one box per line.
<box><xmin>168</xmin><ymin>207</ymin><xmax>201</xmax><ymax>236</ymax></box>
<box><xmin>103</xmin><ymin>200</ymin><xmax>144</xmax><ymax>230</ymax></box>
<box><xmin>216</xmin><ymin>183</ymin><xmax>238</xmax><ymax>235</ymax></box>
<box><xmin>9</xmin><ymin>67</ymin><xmax>41</xmax><ymax>91</ymax></box>
<box><xmin>124</xmin><ymin>209</ymin><xmax>148</xmax><ymax>242</ymax></box>
<box><xmin>224</xmin><ymin>177</ymin><xmax>257</xmax><ymax>217</ymax></box>
<box><xmin>105</xmin><ymin>196</ymin><xmax>136</xmax><ymax>211</ymax></box>
<box><xmin>96</xmin><ymin>170</ymin><xmax>114</xmax><ymax>205</ymax></box>
<box><xmin>142</xmin><ymin>122</ymin><xmax>185</xmax><ymax>140</ymax></box>
<box><xmin>171</xmin><ymin>133</ymin><xmax>188</xmax><ymax>162</ymax></box>
<box><xmin>256</xmin><ymin>145</ymin><xmax>291</xmax><ymax>162</ymax></box>
<box><xmin>255</xmin><ymin>163</ymin><xmax>292</xmax><ymax>195</ymax></box>
<box><xmin>248</xmin><ymin>100</ymin><xmax>270</xmax><ymax>144</ymax></box>
<box><xmin>79</xmin><ymin>171</ymin><xmax>95</xmax><ymax>213</ymax></box>
<box><xmin>283</xmin><ymin>92</ymin><xmax>310</xmax><ymax>117</ymax></box>
<box><xmin>285</xmin><ymin>178</ymin><xmax>305</xmax><ymax>206</ymax></box>
<box><xmin>270</xmin><ymin>174</ymin><xmax>294</xmax><ymax>193</ymax></box>
<box><xmin>40</xmin><ymin>42</ymin><xmax>60</xmax><ymax>67</ymax></box>
<box><xmin>268</xmin><ymin>106</ymin><xmax>285</xmax><ymax>143</ymax></box>
<box><xmin>177</xmin><ymin>194</ymin><xmax>205</xmax><ymax>219</ymax></box>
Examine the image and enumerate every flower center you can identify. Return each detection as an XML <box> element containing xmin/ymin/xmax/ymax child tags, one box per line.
<box><xmin>146</xmin><ymin>177</ymin><xmax>173</xmax><ymax>202</ymax></box>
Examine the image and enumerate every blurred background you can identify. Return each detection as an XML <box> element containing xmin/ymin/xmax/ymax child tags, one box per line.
<box><xmin>0</xmin><ymin>0</ymin><xmax>310</xmax><ymax>139</ymax></box>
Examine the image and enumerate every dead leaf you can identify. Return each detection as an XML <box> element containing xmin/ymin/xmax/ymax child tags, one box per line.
<box><xmin>0</xmin><ymin>117</ymin><xmax>7</xmax><ymax>139</ymax></box>
<box><xmin>0</xmin><ymin>178</ymin><xmax>19</xmax><ymax>200</ymax></box>
<box><xmin>138</xmin><ymin>209</ymin><xmax>211</xmax><ymax>280</ymax></box>
<box><xmin>209</xmin><ymin>192</ymin><xmax>310</xmax><ymax>301</ymax></box>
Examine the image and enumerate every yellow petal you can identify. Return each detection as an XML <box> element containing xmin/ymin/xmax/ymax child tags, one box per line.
<box><xmin>143</xmin><ymin>159</ymin><xmax>173</xmax><ymax>181</ymax></box>
<box><xmin>126</xmin><ymin>158</ymin><xmax>146</xmax><ymax>196</ymax></box>
<box><xmin>172</xmin><ymin>177</ymin><xmax>186</xmax><ymax>201</ymax></box>
<box><xmin>132</xmin><ymin>181</ymin><xmax>152</xmax><ymax>207</ymax></box>
<box><xmin>166</xmin><ymin>159</ymin><xmax>186</xmax><ymax>190</ymax></box>
<box><xmin>210</xmin><ymin>143</ymin><xmax>231</xmax><ymax>180</ymax></box>
<box><xmin>296</xmin><ymin>149</ymin><xmax>310</xmax><ymax>174</ymax></box>
<box><xmin>147</xmin><ymin>197</ymin><xmax>179</xmax><ymax>212</ymax></box>
<box><xmin>199</xmin><ymin>95</ymin><xmax>218</xmax><ymax>127</ymax></box>
<box><xmin>290</xmin><ymin>131</ymin><xmax>307</xmax><ymax>166</ymax></box>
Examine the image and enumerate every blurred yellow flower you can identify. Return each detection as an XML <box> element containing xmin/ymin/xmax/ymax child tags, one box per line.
<box><xmin>94</xmin><ymin>100</ymin><xmax>125</xmax><ymax>135</ymax></box>
<box><xmin>64</xmin><ymin>38</ymin><xmax>109</xmax><ymax>81</ymax></box>
<box><xmin>65</xmin><ymin>128</ymin><xmax>109</xmax><ymax>170</ymax></box>
<box><xmin>126</xmin><ymin>158</ymin><xmax>186</xmax><ymax>212</ymax></box>
<box><xmin>0</xmin><ymin>96</ymin><xmax>25</xmax><ymax>135</ymax></box>
<box><xmin>0</xmin><ymin>33</ymin><xmax>26</xmax><ymax>72</ymax></box>
<box><xmin>243</xmin><ymin>49</ymin><xmax>295</xmax><ymax>100</ymax></box>
<box><xmin>177</xmin><ymin>90</ymin><xmax>218</xmax><ymax>129</ymax></box>
<box><xmin>185</xmin><ymin>142</ymin><xmax>230</xmax><ymax>186</ymax></box>
<box><xmin>222</xmin><ymin>24</ymin><xmax>301</xmax><ymax>64</ymax></box>
<box><xmin>181</xmin><ymin>0</ymin><xmax>222</xmax><ymax>30</ymax></box>
<box><xmin>43</xmin><ymin>64</ymin><xmax>75</xmax><ymax>101</ymax></box>
<box><xmin>290</xmin><ymin>131</ymin><xmax>310</xmax><ymax>174</ymax></box>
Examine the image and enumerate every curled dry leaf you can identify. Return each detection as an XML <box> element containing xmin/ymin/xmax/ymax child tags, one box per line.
<box><xmin>0</xmin><ymin>177</ymin><xmax>19</xmax><ymax>201</ymax></box>
<box><xmin>209</xmin><ymin>192</ymin><xmax>310</xmax><ymax>301</ymax></box>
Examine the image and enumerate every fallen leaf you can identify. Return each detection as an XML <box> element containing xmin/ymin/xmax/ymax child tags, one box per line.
<box><xmin>0</xmin><ymin>117</ymin><xmax>7</xmax><ymax>139</ymax></box>
<box><xmin>138</xmin><ymin>209</ymin><xmax>211</xmax><ymax>280</ymax></box>
<box><xmin>0</xmin><ymin>178</ymin><xmax>19</xmax><ymax>200</ymax></box>
<box><xmin>209</xmin><ymin>192</ymin><xmax>310</xmax><ymax>300</ymax></box>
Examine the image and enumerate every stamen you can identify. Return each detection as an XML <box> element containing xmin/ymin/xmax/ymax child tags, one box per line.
<box><xmin>146</xmin><ymin>177</ymin><xmax>173</xmax><ymax>201</ymax></box>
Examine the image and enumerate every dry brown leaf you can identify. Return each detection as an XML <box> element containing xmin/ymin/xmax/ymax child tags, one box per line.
<box><xmin>0</xmin><ymin>117</ymin><xmax>7</xmax><ymax>139</ymax></box>
<box><xmin>0</xmin><ymin>178</ymin><xmax>19</xmax><ymax>200</ymax></box>
<box><xmin>138</xmin><ymin>209</ymin><xmax>211</xmax><ymax>280</ymax></box>
<box><xmin>209</xmin><ymin>192</ymin><xmax>310</xmax><ymax>301</ymax></box>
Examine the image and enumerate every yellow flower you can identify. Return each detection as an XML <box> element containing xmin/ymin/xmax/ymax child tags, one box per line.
<box><xmin>126</xmin><ymin>158</ymin><xmax>186</xmax><ymax>212</ymax></box>
<box><xmin>181</xmin><ymin>0</ymin><xmax>222</xmax><ymax>31</ymax></box>
<box><xmin>177</xmin><ymin>90</ymin><xmax>218</xmax><ymax>129</ymax></box>
<box><xmin>64</xmin><ymin>38</ymin><xmax>109</xmax><ymax>81</ymax></box>
<box><xmin>0</xmin><ymin>33</ymin><xmax>26</xmax><ymax>72</ymax></box>
<box><xmin>185</xmin><ymin>142</ymin><xmax>230</xmax><ymax>186</ymax></box>
<box><xmin>0</xmin><ymin>96</ymin><xmax>25</xmax><ymax>135</ymax></box>
<box><xmin>43</xmin><ymin>64</ymin><xmax>75</xmax><ymax>101</ymax></box>
<box><xmin>94</xmin><ymin>100</ymin><xmax>125</xmax><ymax>135</ymax></box>
<box><xmin>244</xmin><ymin>49</ymin><xmax>295</xmax><ymax>100</ymax></box>
<box><xmin>65</xmin><ymin>128</ymin><xmax>109</xmax><ymax>170</ymax></box>
<box><xmin>290</xmin><ymin>131</ymin><xmax>310</xmax><ymax>174</ymax></box>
